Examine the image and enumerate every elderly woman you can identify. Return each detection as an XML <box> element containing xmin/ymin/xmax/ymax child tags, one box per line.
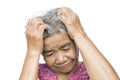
<box><xmin>20</xmin><ymin>7</ymin><xmax>119</xmax><ymax>80</ymax></box>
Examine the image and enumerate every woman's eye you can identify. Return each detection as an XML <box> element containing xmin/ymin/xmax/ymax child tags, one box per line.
<box><xmin>63</xmin><ymin>47</ymin><xmax>70</xmax><ymax>51</ymax></box>
<box><xmin>45</xmin><ymin>52</ymin><xmax>53</xmax><ymax>56</ymax></box>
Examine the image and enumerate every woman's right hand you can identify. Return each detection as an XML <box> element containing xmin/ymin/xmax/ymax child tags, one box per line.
<box><xmin>26</xmin><ymin>18</ymin><xmax>47</xmax><ymax>54</ymax></box>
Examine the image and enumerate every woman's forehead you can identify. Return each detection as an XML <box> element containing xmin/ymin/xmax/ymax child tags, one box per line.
<box><xmin>44</xmin><ymin>33</ymin><xmax>70</xmax><ymax>43</ymax></box>
<box><xmin>43</xmin><ymin>33</ymin><xmax>73</xmax><ymax>50</ymax></box>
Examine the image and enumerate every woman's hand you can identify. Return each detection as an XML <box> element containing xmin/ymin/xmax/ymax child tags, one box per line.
<box><xmin>58</xmin><ymin>7</ymin><xmax>120</xmax><ymax>80</ymax></box>
<box><xmin>26</xmin><ymin>18</ymin><xmax>47</xmax><ymax>54</ymax></box>
<box><xmin>20</xmin><ymin>18</ymin><xmax>47</xmax><ymax>80</ymax></box>
<box><xmin>57</xmin><ymin>7</ymin><xmax>84</xmax><ymax>39</ymax></box>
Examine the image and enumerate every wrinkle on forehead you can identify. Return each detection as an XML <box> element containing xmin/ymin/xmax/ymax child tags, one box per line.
<box><xmin>43</xmin><ymin>33</ymin><xmax>72</xmax><ymax>50</ymax></box>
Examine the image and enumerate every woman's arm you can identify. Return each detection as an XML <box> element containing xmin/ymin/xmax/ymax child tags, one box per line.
<box><xmin>19</xmin><ymin>50</ymin><xmax>40</xmax><ymax>80</ymax></box>
<box><xmin>74</xmin><ymin>31</ymin><xmax>119</xmax><ymax>80</ymax></box>
<box><xmin>57</xmin><ymin>7</ymin><xmax>120</xmax><ymax>80</ymax></box>
<box><xmin>19</xmin><ymin>18</ymin><xmax>47</xmax><ymax>80</ymax></box>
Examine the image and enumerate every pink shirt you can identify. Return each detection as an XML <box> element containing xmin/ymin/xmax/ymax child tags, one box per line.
<box><xmin>38</xmin><ymin>62</ymin><xmax>90</xmax><ymax>80</ymax></box>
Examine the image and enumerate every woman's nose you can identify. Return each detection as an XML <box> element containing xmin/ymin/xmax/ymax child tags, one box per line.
<box><xmin>55</xmin><ymin>53</ymin><xmax>67</xmax><ymax>64</ymax></box>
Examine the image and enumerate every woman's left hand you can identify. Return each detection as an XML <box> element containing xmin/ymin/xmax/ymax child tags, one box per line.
<box><xmin>57</xmin><ymin>7</ymin><xmax>84</xmax><ymax>39</ymax></box>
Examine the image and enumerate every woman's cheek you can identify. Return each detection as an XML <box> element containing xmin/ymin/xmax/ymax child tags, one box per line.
<box><xmin>44</xmin><ymin>56</ymin><xmax>55</xmax><ymax>66</ymax></box>
<box><xmin>66</xmin><ymin>50</ymin><xmax>77</xmax><ymax>59</ymax></box>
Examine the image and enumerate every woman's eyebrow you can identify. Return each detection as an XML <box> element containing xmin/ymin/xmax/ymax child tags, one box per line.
<box><xmin>60</xmin><ymin>42</ymin><xmax>71</xmax><ymax>49</ymax></box>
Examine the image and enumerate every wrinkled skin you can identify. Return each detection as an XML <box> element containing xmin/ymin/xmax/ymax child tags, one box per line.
<box><xmin>20</xmin><ymin>7</ymin><xmax>120</xmax><ymax>80</ymax></box>
<box><xmin>57</xmin><ymin>7</ymin><xmax>84</xmax><ymax>39</ymax></box>
<box><xmin>43</xmin><ymin>33</ymin><xmax>79</xmax><ymax>74</ymax></box>
<box><xmin>26</xmin><ymin>18</ymin><xmax>47</xmax><ymax>53</ymax></box>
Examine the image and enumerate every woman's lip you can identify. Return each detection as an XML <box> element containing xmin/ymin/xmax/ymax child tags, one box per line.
<box><xmin>54</xmin><ymin>61</ymin><xmax>71</xmax><ymax>68</ymax></box>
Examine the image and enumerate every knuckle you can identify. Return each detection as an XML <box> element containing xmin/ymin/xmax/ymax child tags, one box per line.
<box><xmin>28</xmin><ymin>18</ymin><xmax>32</xmax><ymax>23</ymax></box>
<box><xmin>32</xmin><ymin>18</ymin><xmax>36</xmax><ymax>23</ymax></box>
<box><xmin>34</xmin><ymin>18</ymin><xmax>44</xmax><ymax>25</ymax></box>
<box><xmin>27</xmin><ymin>19</ymin><xmax>32</xmax><ymax>26</ymax></box>
<box><xmin>31</xmin><ymin>18</ymin><xmax>35</xmax><ymax>22</ymax></box>
<box><xmin>39</xmin><ymin>20</ymin><xmax>44</xmax><ymax>25</ymax></box>
<box><xmin>34</xmin><ymin>20</ymin><xmax>39</xmax><ymax>25</ymax></box>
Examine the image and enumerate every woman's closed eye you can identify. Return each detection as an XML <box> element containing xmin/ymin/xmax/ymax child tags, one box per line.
<box><xmin>45</xmin><ymin>51</ymin><xmax>54</xmax><ymax>56</ymax></box>
<box><xmin>62</xmin><ymin>47</ymin><xmax>70</xmax><ymax>51</ymax></box>
<box><xmin>60</xmin><ymin>42</ymin><xmax>72</xmax><ymax>51</ymax></box>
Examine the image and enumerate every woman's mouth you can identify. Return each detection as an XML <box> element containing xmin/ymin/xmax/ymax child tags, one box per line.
<box><xmin>52</xmin><ymin>60</ymin><xmax>77</xmax><ymax>73</ymax></box>
<box><xmin>54</xmin><ymin>61</ymin><xmax>71</xmax><ymax>69</ymax></box>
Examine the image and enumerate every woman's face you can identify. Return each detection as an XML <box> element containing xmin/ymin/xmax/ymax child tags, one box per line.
<box><xmin>43</xmin><ymin>33</ymin><xmax>78</xmax><ymax>74</ymax></box>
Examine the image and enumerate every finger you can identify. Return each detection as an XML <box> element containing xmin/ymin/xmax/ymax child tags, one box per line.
<box><xmin>33</xmin><ymin>18</ymin><xmax>44</xmax><ymax>25</ymax></box>
<box><xmin>57</xmin><ymin>10</ymin><xmax>65</xmax><ymax>22</ymax></box>
<box><xmin>43</xmin><ymin>24</ymin><xmax>48</xmax><ymax>30</ymax></box>
<box><xmin>57</xmin><ymin>7</ymin><xmax>73</xmax><ymax>15</ymax></box>
<box><xmin>29</xmin><ymin>18</ymin><xmax>44</xmax><ymax>32</ymax></box>
<box><xmin>57</xmin><ymin>8</ymin><xmax>69</xmax><ymax>22</ymax></box>
<box><xmin>27</xmin><ymin>18</ymin><xmax>32</xmax><ymax>27</ymax></box>
<box><xmin>33</xmin><ymin>20</ymin><xmax>40</xmax><ymax>30</ymax></box>
<box><xmin>26</xmin><ymin>19</ymin><xmax>32</xmax><ymax>33</ymax></box>
<box><xmin>39</xmin><ymin>24</ymin><xmax>48</xmax><ymax>33</ymax></box>
<box><xmin>26</xmin><ymin>18</ymin><xmax>37</xmax><ymax>34</ymax></box>
<box><xmin>36</xmin><ymin>24</ymin><xmax>47</xmax><ymax>38</ymax></box>
<box><xmin>26</xmin><ymin>18</ymin><xmax>45</xmax><ymax>37</ymax></box>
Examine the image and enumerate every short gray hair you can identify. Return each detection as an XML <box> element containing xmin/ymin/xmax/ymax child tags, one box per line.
<box><xmin>37</xmin><ymin>8</ymin><xmax>79</xmax><ymax>58</ymax></box>
<box><xmin>37</xmin><ymin>8</ymin><xmax>67</xmax><ymax>39</ymax></box>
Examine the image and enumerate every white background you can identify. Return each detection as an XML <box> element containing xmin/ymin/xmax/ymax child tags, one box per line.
<box><xmin>0</xmin><ymin>0</ymin><xmax>120</xmax><ymax>79</ymax></box>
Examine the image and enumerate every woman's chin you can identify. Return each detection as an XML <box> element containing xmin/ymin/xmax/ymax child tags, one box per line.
<box><xmin>53</xmin><ymin>60</ymin><xmax>78</xmax><ymax>74</ymax></box>
<box><xmin>54</xmin><ymin>67</ymin><xmax>73</xmax><ymax>74</ymax></box>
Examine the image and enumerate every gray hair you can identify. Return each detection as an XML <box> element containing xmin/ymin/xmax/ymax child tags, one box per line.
<box><xmin>37</xmin><ymin>8</ymin><xmax>79</xmax><ymax>58</ymax></box>
<box><xmin>37</xmin><ymin>8</ymin><xmax>67</xmax><ymax>39</ymax></box>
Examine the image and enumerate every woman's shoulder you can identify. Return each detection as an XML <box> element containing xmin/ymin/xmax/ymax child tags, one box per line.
<box><xmin>75</xmin><ymin>61</ymin><xmax>87</xmax><ymax>72</ymax></box>
<box><xmin>39</xmin><ymin>63</ymin><xmax>48</xmax><ymax>68</ymax></box>
<box><xmin>38</xmin><ymin>63</ymin><xmax>50</xmax><ymax>72</ymax></box>
<box><xmin>68</xmin><ymin>61</ymin><xmax>90</xmax><ymax>80</ymax></box>
<box><xmin>77</xmin><ymin>61</ymin><xmax>89</xmax><ymax>74</ymax></box>
<box><xmin>38</xmin><ymin>63</ymin><xmax>57</xmax><ymax>80</ymax></box>
<box><xmin>79</xmin><ymin>61</ymin><xmax>86</xmax><ymax>70</ymax></box>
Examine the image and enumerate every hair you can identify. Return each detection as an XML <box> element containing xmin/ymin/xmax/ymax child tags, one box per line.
<box><xmin>37</xmin><ymin>8</ymin><xmax>68</xmax><ymax>39</ymax></box>
<box><xmin>37</xmin><ymin>8</ymin><xmax>79</xmax><ymax>58</ymax></box>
